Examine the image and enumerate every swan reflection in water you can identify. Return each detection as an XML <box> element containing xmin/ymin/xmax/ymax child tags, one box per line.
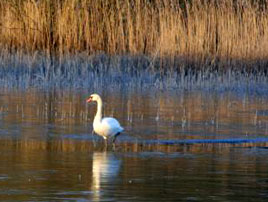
<box><xmin>91</xmin><ymin>152</ymin><xmax>121</xmax><ymax>201</ymax></box>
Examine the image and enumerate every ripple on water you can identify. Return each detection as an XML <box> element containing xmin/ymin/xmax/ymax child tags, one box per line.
<box><xmin>0</xmin><ymin>175</ymin><xmax>9</xmax><ymax>180</ymax></box>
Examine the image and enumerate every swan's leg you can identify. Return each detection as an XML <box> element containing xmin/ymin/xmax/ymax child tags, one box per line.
<box><xmin>112</xmin><ymin>132</ymin><xmax>120</xmax><ymax>143</ymax></box>
<box><xmin>112</xmin><ymin>142</ymin><xmax>116</xmax><ymax>151</ymax></box>
<box><xmin>112</xmin><ymin>132</ymin><xmax>121</xmax><ymax>150</ymax></box>
<box><xmin>103</xmin><ymin>137</ymin><xmax>108</xmax><ymax>150</ymax></box>
<box><xmin>91</xmin><ymin>129</ymin><xmax>96</xmax><ymax>147</ymax></box>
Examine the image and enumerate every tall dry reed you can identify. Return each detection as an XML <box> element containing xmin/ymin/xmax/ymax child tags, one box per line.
<box><xmin>0</xmin><ymin>0</ymin><xmax>268</xmax><ymax>69</ymax></box>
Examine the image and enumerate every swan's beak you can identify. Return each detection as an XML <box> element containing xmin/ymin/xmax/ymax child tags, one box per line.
<box><xmin>86</xmin><ymin>97</ymin><xmax>92</xmax><ymax>103</ymax></box>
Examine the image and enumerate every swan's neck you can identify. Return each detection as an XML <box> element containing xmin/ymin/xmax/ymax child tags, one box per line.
<box><xmin>94</xmin><ymin>99</ymin><xmax>103</xmax><ymax>123</ymax></box>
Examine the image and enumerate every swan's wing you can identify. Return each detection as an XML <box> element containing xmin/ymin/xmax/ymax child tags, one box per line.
<box><xmin>101</xmin><ymin>117</ymin><xmax>124</xmax><ymax>136</ymax></box>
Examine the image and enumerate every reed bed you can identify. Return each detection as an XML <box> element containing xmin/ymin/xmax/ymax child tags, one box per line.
<box><xmin>0</xmin><ymin>48</ymin><xmax>267</xmax><ymax>91</ymax></box>
<box><xmin>0</xmin><ymin>0</ymin><xmax>267</xmax><ymax>90</ymax></box>
<box><xmin>0</xmin><ymin>0</ymin><xmax>268</xmax><ymax>71</ymax></box>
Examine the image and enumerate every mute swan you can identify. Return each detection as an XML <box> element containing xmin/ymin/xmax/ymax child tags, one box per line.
<box><xmin>87</xmin><ymin>94</ymin><xmax>123</xmax><ymax>143</ymax></box>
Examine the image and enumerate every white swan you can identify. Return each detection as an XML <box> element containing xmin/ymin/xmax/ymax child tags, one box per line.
<box><xmin>87</xmin><ymin>93</ymin><xmax>123</xmax><ymax>143</ymax></box>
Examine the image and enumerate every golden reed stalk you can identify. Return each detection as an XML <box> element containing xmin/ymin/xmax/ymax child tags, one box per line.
<box><xmin>0</xmin><ymin>0</ymin><xmax>267</xmax><ymax>62</ymax></box>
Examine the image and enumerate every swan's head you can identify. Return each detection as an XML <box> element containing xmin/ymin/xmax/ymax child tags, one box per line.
<box><xmin>86</xmin><ymin>94</ymin><xmax>101</xmax><ymax>103</ymax></box>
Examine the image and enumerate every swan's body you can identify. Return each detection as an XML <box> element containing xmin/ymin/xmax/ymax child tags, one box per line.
<box><xmin>87</xmin><ymin>94</ymin><xmax>123</xmax><ymax>143</ymax></box>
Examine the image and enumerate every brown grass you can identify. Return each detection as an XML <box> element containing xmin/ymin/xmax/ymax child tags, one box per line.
<box><xmin>0</xmin><ymin>0</ymin><xmax>268</xmax><ymax>65</ymax></box>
